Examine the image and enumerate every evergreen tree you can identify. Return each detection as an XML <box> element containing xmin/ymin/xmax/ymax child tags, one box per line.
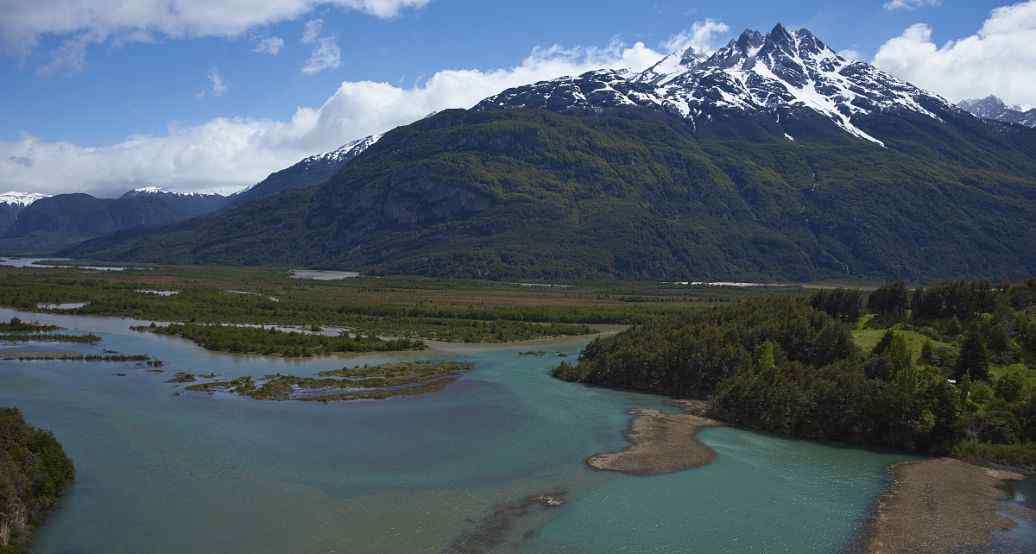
<box><xmin>919</xmin><ymin>340</ymin><xmax>935</xmax><ymax>366</ymax></box>
<box><xmin>955</xmin><ymin>329</ymin><xmax>990</xmax><ymax>382</ymax></box>
<box><xmin>869</xmin><ymin>282</ymin><xmax>909</xmax><ymax>320</ymax></box>
<box><xmin>872</xmin><ymin>329</ymin><xmax>896</xmax><ymax>356</ymax></box>
<box><xmin>887</xmin><ymin>335</ymin><xmax>913</xmax><ymax>374</ymax></box>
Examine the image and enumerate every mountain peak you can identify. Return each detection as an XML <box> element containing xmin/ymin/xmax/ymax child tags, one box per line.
<box><xmin>131</xmin><ymin>186</ymin><xmax>170</xmax><ymax>195</ymax></box>
<box><xmin>735</xmin><ymin>29</ymin><xmax>765</xmax><ymax>52</ymax></box>
<box><xmin>477</xmin><ymin>23</ymin><xmax>953</xmax><ymax>146</ymax></box>
<box><xmin>769</xmin><ymin>23</ymin><xmax>791</xmax><ymax>38</ymax></box>
<box><xmin>959</xmin><ymin>95</ymin><xmax>1036</xmax><ymax>128</ymax></box>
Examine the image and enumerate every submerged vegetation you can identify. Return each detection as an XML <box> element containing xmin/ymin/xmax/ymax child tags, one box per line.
<box><xmin>0</xmin><ymin>318</ymin><xmax>99</xmax><ymax>344</ymax></box>
<box><xmin>556</xmin><ymin>279</ymin><xmax>1036</xmax><ymax>468</ymax></box>
<box><xmin>0</xmin><ymin>352</ymin><xmax>150</xmax><ymax>362</ymax></box>
<box><xmin>0</xmin><ymin>319</ymin><xmax>58</xmax><ymax>334</ymax></box>
<box><xmin>0</xmin><ymin>408</ymin><xmax>75</xmax><ymax>553</ymax></box>
<box><xmin>184</xmin><ymin>361</ymin><xmax>474</xmax><ymax>402</ymax></box>
<box><xmin>0</xmin><ymin>334</ymin><xmax>100</xmax><ymax>344</ymax></box>
<box><xmin>132</xmin><ymin>323</ymin><xmax>424</xmax><ymax>356</ymax></box>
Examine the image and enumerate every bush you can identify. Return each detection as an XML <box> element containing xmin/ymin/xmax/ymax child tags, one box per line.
<box><xmin>0</xmin><ymin>408</ymin><xmax>74</xmax><ymax>551</ymax></box>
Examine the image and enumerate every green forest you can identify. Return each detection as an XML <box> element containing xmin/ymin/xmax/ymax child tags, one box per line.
<box><xmin>0</xmin><ymin>409</ymin><xmax>75</xmax><ymax>554</ymax></box>
<box><xmin>555</xmin><ymin>279</ymin><xmax>1036</xmax><ymax>467</ymax></box>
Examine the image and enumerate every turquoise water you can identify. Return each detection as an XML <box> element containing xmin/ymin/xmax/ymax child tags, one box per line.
<box><xmin>1</xmin><ymin>308</ymin><xmax>911</xmax><ymax>553</ymax></box>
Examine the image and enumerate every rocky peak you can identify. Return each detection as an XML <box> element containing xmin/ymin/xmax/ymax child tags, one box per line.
<box><xmin>477</xmin><ymin>24</ymin><xmax>954</xmax><ymax>146</ymax></box>
<box><xmin>959</xmin><ymin>95</ymin><xmax>1036</xmax><ymax>128</ymax></box>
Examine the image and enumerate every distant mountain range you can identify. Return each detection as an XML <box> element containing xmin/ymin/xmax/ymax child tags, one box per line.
<box><xmin>67</xmin><ymin>24</ymin><xmax>1036</xmax><ymax>282</ymax></box>
<box><xmin>0</xmin><ymin>136</ymin><xmax>382</xmax><ymax>255</ymax></box>
<box><xmin>0</xmin><ymin>188</ymin><xmax>229</xmax><ymax>255</ymax></box>
<box><xmin>959</xmin><ymin>95</ymin><xmax>1036</xmax><ymax>128</ymax></box>
<box><xmin>0</xmin><ymin>192</ymin><xmax>50</xmax><ymax>236</ymax></box>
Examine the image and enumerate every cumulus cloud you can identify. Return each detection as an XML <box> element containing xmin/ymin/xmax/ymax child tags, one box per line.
<box><xmin>663</xmin><ymin>19</ymin><xmax>731</xmax><ymax>56</ymax></box>
<box><xmin>884</xmin><ymin>0</ymin><xmax>942</xmax><ymax>11</ymax></box>
<box><xmin>255</xmin><ymin>36</ymin><xmax>285</xmax><ymax>55</ymax></box>
<box><xmin>0</xmin><ymin>35</ymin><xmax>672</xmax><ymax>197</ymax></box>
<box><xmin>302</xmin><ymin>37</ymin><xmax>342</xmax><ymax>74</ymax></box>
<box><xmin>0</xmin><ymin>0</ymin><xmax>428</xmax><ymax>64</ymax></box>
<box><xmin>873</xmin><ymin>1</ymin><xmax>1036</xmax><ymax>106</ymax></box>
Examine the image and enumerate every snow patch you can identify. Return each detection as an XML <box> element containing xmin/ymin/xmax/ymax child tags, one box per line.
<box><xmin>0</xmin><ymin>191</ymin><xmax>49</xmax><ymax>206</ymax></box>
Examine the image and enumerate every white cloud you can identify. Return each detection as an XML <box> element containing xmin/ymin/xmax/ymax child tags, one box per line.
<box><xmin>884</xmin><ymin>0</ymin><xmax>942</xmax><ymax>11</ymax></box>
<box><xmin>0</xmin><ymin>0</ymin><xmax>429</xmax><ymax>67</ymax></box>
<box><xmin>36</xmin><ymin>32</ymin><xmax>103</xmax><ymax>76</ymax></box>
<box><xmin>0</xmin><ymin>36</ymin><xmax>669</xmax><ymax>197</ymax></box>
<box><xmin>838</xmin><ymin>49</ymin><xmax>863</xmax><ymax>61</ymax></box>
<box><xmin>255</xmin><ymin>36</ymin><xmax>285</xmax><ymax>55</ymax></box>
<box><xmin>873</xmin><ymin>1</ymin><xmax>1036</xmax><ymax>106</ymax></box>
<box><xmin>195</xmin><ymin>68</ymin><xmax>229</xmax><ymax>98</ymax></box>
<box><xmin>209</xmin><ymin>69</ymin><xmax>228</xmax><ymax>96</ymax></box>
<box><xmin>663</xmin><ymin>19</ymin><xmax>730</xmax><ymax>56</ymax></box>
<box><xmin>301</xmin><ymin>19</ymin><xmax>324</xmax><ymax>44</ymax></box>
<box><xmin>302</xmin><ymin>37</ymin><xmax>342</xmax><ymax>74</ymax></box>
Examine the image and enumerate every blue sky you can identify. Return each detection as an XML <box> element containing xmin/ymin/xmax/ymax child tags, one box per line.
<box><xmin>1</xmin><ymin>0</ymin><xmax>1033</xmax><ymax>195</ymax></box>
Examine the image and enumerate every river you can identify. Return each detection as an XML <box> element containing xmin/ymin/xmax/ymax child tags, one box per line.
<box><xmin>0</xmin><ymin>307</ymin><xmax>1008</xmax><ymax>553</ymax></box>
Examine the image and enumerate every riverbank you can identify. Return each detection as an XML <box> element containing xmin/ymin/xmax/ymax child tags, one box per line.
<box><xmin>863</xmin><ymin>458</ymin><xmax>1034</xmax><ymax>554</ymax></box>
<box><xmin>586</xmin><ymin>407</ymin><xmax>722</xmax><ymax>476</ymax></box>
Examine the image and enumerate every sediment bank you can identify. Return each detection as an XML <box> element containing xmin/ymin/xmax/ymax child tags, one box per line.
<box><xmin>864</xmin><ymin>457</ymin><xmax>1034</xmax><ymax>554</ymax></box>
<box><xmin>586</xmin><ymin>408</ymin><xmax>721</xmax><ymax>476</ymax></box>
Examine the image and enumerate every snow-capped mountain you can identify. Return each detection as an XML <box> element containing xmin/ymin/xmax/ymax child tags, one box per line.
<box><xmin>959</xmin><ymin>96</ymin><xmax>1036</xmax><ymax>128</ymax></box>
<box><xmin>0</xmin><ymin>191</ymin><xmax>49</xmax><ymax>207</ymax></box>
<box><xmin>122</xmin><ymin>186</ymin><xmax>224</xmax><ymax>199</ymax></box>
<box><xmin>477</xmin><ymin>24</ymin><xmax>955</xmax><ymax>146</ymax></box>
<box><xmin>0</xmin><ymin>192</ymin><xmax>49</xmax><ymax>236</ymax></box>
<box><xmin>229</xmin><ymin>134</ymin><xmax>382</xmax><ymax>206</ymax></box>
<box><xmin>308</xmin><ymin>134</ymin><xmax>383</xmax><ymax>165</ymax></box>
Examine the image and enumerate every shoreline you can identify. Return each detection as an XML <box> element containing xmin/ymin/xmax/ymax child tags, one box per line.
<box><xmin>859</xmin><ymin>457</ymin><xmax>1034</xmax><ymax>554</ymax></box>
<box><xmin>586</xmin><ymin>407</ymin><xmax>722</xmax><ymax>476</ymax></box>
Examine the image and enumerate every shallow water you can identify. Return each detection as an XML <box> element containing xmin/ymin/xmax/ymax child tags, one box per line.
<box><xmin>985</xmin><ymin>478</ymin><xmax>1036</xmax><ymax>553</ymax></box>
<box><xmin>290</xmin><ymin>269</ymin><xmax>360</xmax><ymax>280</ymax></box>
<box><xmin>36</xmin><ymin>302</ymin><xmax>90</xmax><ymax>311</ymax></box>
<box><xmin>0</xmin><ymin>307</ymin><xmax>916</xmax><ymax>553</ymax></box>
<box><xmin>0</xmin><ymin>256</ymin><xmax>133</xmax><ymax>271</ymax></box>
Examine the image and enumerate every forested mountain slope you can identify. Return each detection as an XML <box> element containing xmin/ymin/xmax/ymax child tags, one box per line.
<box><xmin>68</xmin><ymin>105</ymin><xmax>1036</xmax><ymax>281</ymax></box>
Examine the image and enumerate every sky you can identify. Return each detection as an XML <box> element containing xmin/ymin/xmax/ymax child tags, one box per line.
<box><xmin>1</xmin><ymin>0</ymin><xmax>1034</xmax><ymax>197</ymax></box>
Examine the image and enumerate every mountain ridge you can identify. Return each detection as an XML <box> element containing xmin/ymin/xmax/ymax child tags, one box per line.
<box><xmin>0</xmin><ymin>191</ymin><xmax>229</xmax><ymax>255</ymax></box>
<box><xmin>228</xmin><ymin>135</ymin><xmax>381</xmax><ymax>207</ymax></box>
<box><xmin>959</xmin><ymin>95</ymin><xmax>1036</xmax><ymax>128</ymax></box>
<box><xmin>65</xmin><ymin>25</ymin><xmax>1036</xmax><ymax>282</ymax></box>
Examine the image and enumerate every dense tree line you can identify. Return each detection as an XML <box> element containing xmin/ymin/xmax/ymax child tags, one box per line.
<box><xmin>0</xmin><ymin>409</ymin><xmax>74</xmax><ymax>553</ymax></box>
<box><xmin>555</xmin><ymin>280</ymin><xmax>1036</xmax><ymax>464</ymax></box>
<box><xmin>133</xmin><ymin>323</ymin><xmax>426</xmax><ymax>357</ymax></box>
